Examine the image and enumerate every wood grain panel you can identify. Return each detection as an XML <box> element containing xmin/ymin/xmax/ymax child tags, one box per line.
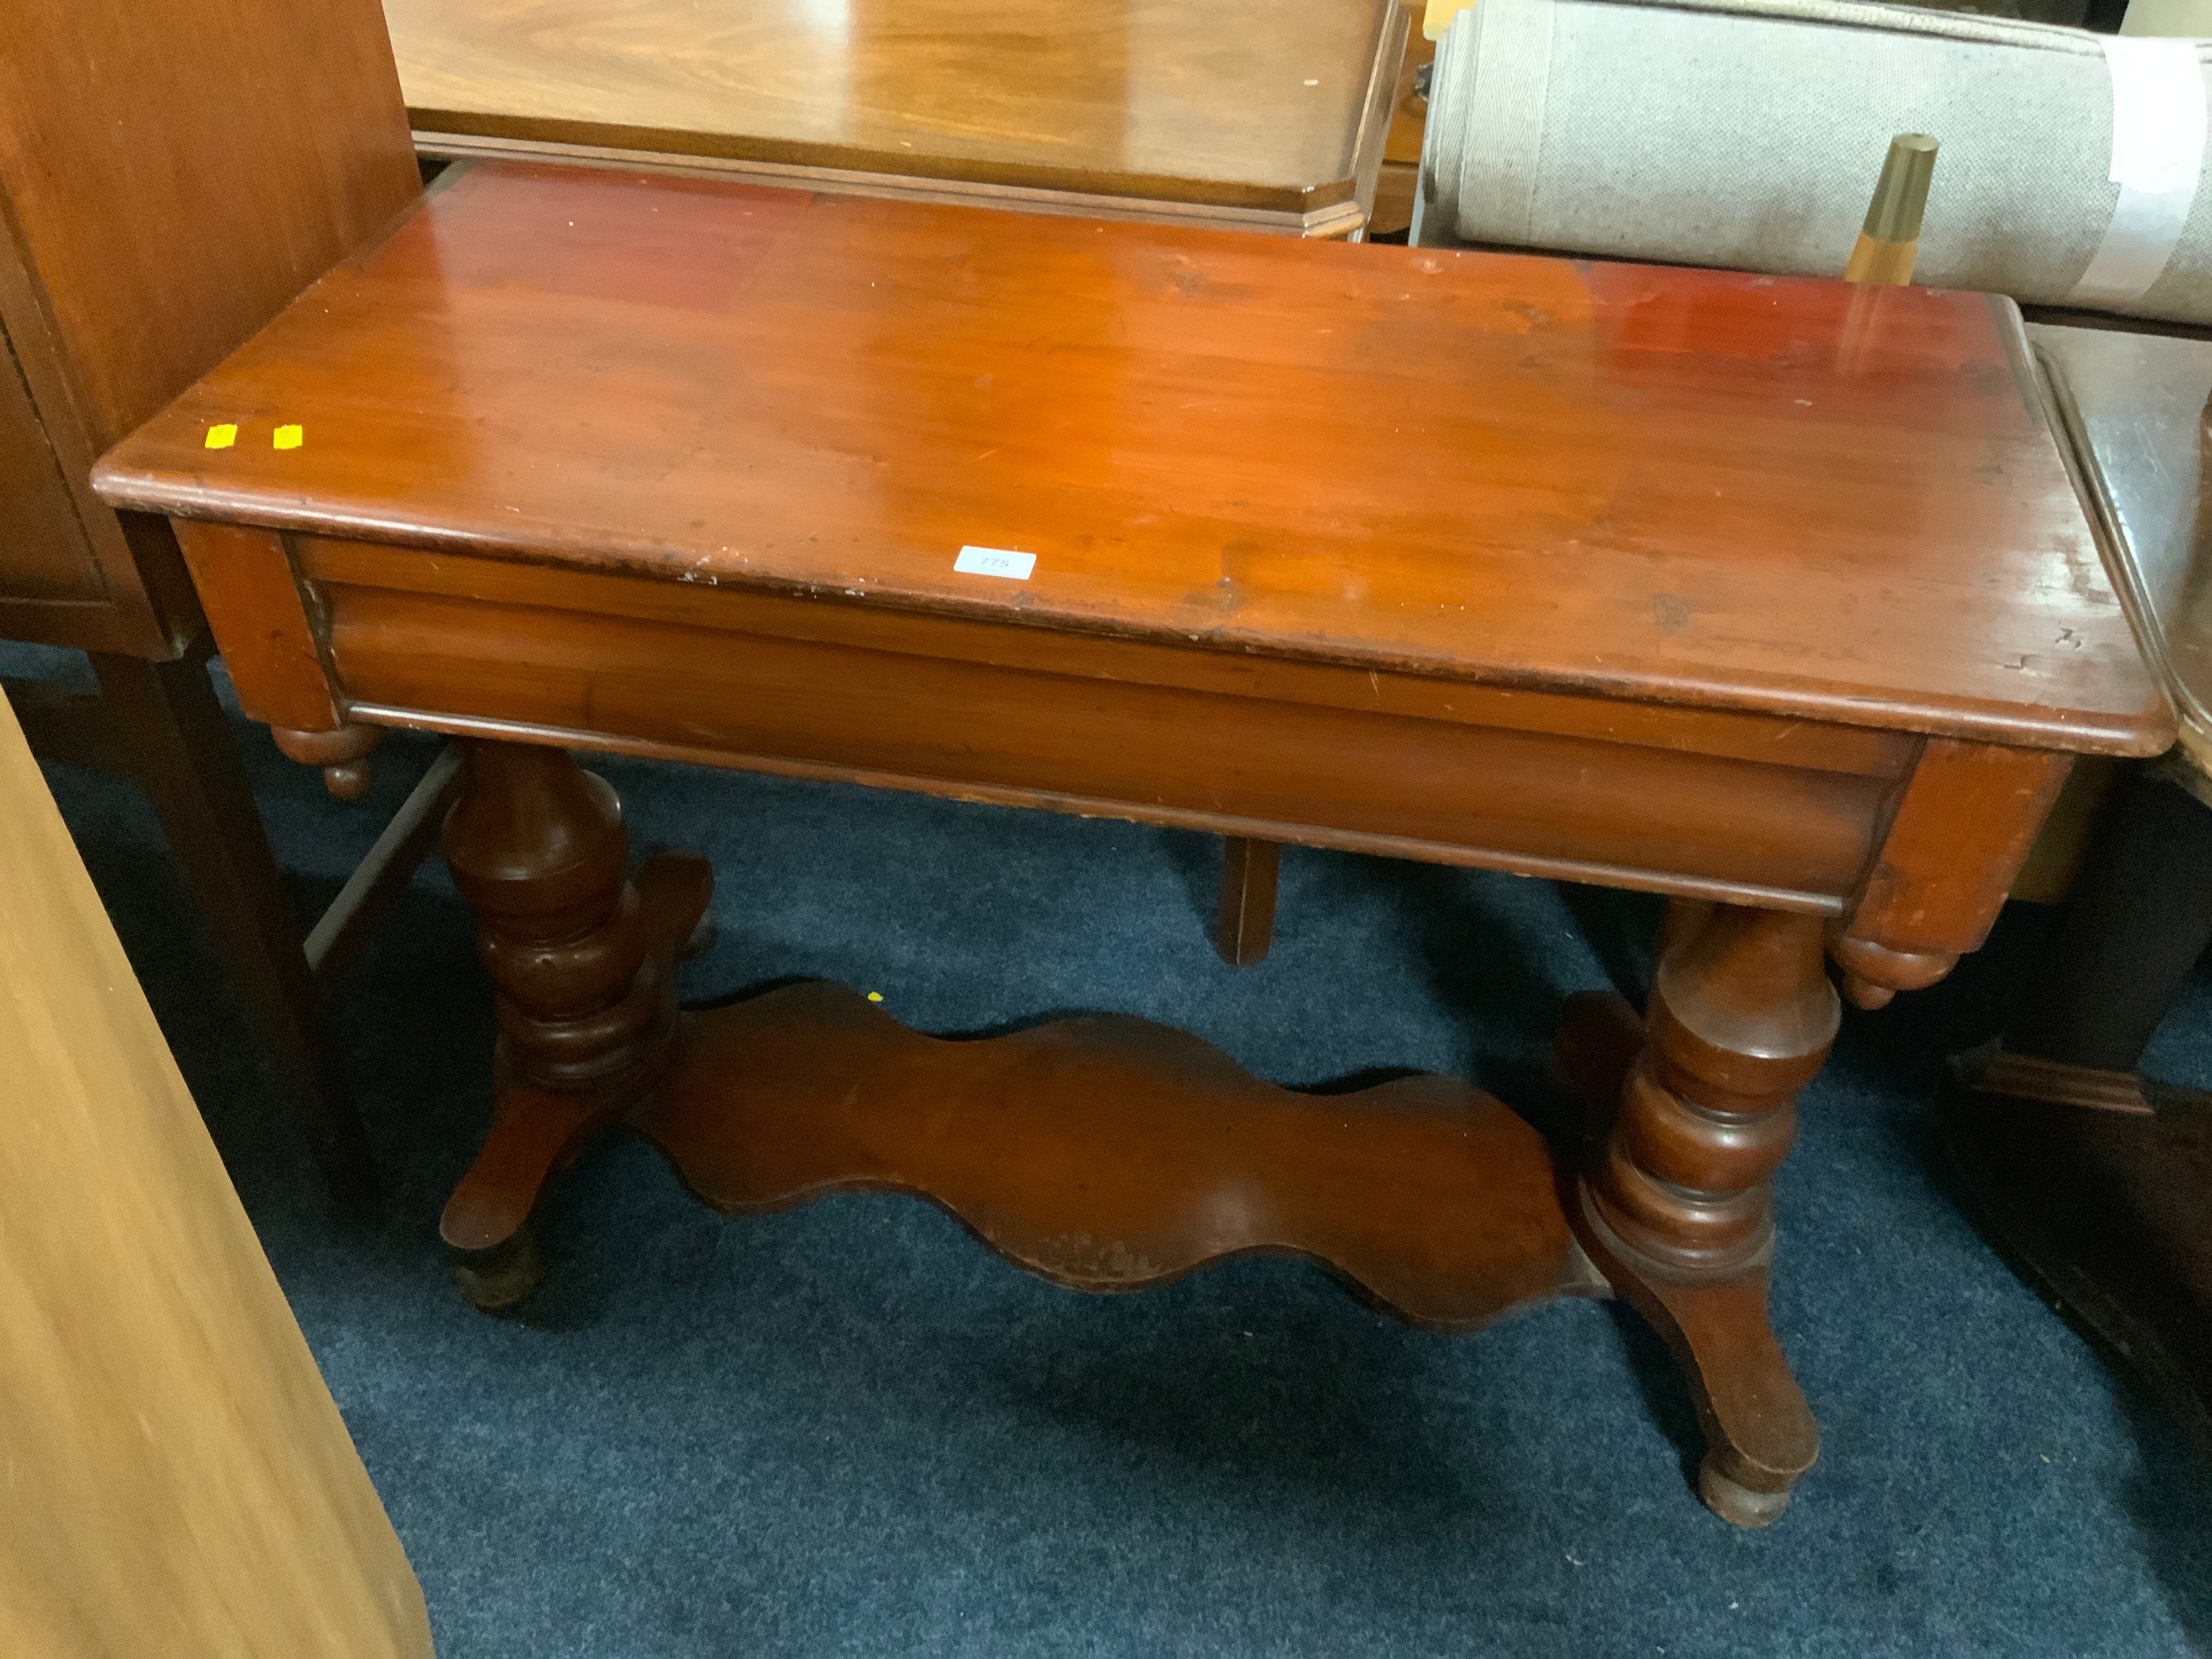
<box><xmin>0</xmin><ymin>319</ymin><xmax>93</xmax><ymax>600</ymax></box>
<box><xmin>388</xmin><ymin>0</ymin><xmax>1395</xmax><ymax>211</ymax></box>
<box><xmin>0</xmin><ymin>0</ymin><xmax>419</xmax><ymax>450</ymax></box>
<box><xmin>0</xmin><ymin>693</ymin><xmax>431</xmax><ymax>1659</ymax></box>
<box><xmin>0</xmin><ymin>0</ymin><xmax>418</xmax><ymax>653</ymax></box>
<box><xmin>632</xmin><ymin>980</ymin><xmax>1597</xmax><ymax>1331</ymax></box>
<box><xmin>172</xmin><ymin>522</ymin><xmax>345</xmax><ymax>733</ymax></box>
<box><xmin>296</xmin><ymin>535</ymin><xmax>1922</xmax><ymax>779</ymax></box>
<box><xmin>1847</xmin><ymin>738</ymin><xmax>2075</xmax><ymax>955</ymax></box>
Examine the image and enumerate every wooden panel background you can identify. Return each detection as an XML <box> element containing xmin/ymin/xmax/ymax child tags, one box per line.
<box><xmin>0</xmin><ymin>0</ymin><xmax>419</xmax><ymax>653</ymax></box>
<box><xmin>387</xmin><ymin>0</ymin><xmax>1394</xmax><ymax>211</ymax></box>
<box><xmin>0</xmin><ymin>691</ymin><xmax>432</xmax><ymax>1659</ymax></box>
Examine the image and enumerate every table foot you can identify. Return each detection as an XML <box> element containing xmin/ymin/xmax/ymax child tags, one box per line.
<box><xmin>1698</xmin><ymin>1451</ymin><xmax>1793</xmax><ymax>1529</ymax></box>
<box><xmin>1582</xmin><ymin>1210</ymin><xmax>1818</xmax><ymax>1524</ymax></box>
<box><xmin>454</xmin><ymin>1222</ymin><xmax>544</xmax><ymax>1312</ymax></box>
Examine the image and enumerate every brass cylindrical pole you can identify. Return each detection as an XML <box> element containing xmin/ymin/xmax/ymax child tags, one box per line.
<box><xmin>1843</xmin><ymin>134</ymin><xmax>1939</xmax><ymax>285</ymax></box>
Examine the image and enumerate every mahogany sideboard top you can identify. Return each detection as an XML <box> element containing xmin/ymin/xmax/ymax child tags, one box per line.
<box><xmin>100</xmin><ymin>163</ymin><xmax>2162</xmax><ymax>741</ymax></box>
<box><xmin>386</xmin><ymin>0</ymin><xmax>1404</xmax><ymax>236</ymax></box>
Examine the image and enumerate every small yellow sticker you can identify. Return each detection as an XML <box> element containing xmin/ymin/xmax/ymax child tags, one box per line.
<box><xmin>866</xmin><ymin>992</ymin><xmax>884</xmax><ymax>1002</ymax></box>
<box><xmin>204</xmin><ymin>423</ymin><xmax>237</xmax><ymax>449</ymax></box>
<box><xmin>273</xmin><ymin>424</ymin><xmax>303</xmax><ymax>450</ymax></box>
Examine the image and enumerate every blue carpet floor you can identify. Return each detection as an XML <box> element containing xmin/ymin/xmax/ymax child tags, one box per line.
<box><xmin>17</xmin><ymin>646</ymin><xmax>2212</xmax><ymax>1657</ymax></box>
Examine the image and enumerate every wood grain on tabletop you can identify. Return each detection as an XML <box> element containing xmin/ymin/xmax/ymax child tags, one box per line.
<box><xmin>0</xmin><ymin>694</ymin><xmax>431</xmax><ymax>1659</ymax></box>
<box><xmin>385</xmin><ymin>0</ymin><xmax>1392</xmax><ymax>209</ymax></box>
<box><xmin>94</xmin><ymin>161</ymin><xmax>2167</xmax><ymax>756</ymax></box>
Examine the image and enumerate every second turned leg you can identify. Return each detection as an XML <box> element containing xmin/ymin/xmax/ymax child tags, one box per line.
<box><xmin>1567</xmin><ymin>900</ymin><xmax>1838</xmax><ymax>1526</ymax></box>
<box><xmin>437</xmin><ymin>740</ymin><xmax>709</xmax><ymax>1306</ymax></box>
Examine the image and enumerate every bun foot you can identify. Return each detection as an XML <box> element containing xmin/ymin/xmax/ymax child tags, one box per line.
<box><xmin>272</xmin><ymin>723</ymin><xmax>383</xmax><ymax>800</ymax></box>
<box><xmin>320</xmin><ymin>757</ymin><xmax>374</xmax><ymax>802</ymax></box>
<box><xmin>1699</xmin><ymin>1451</ymin><xmax>1793</xmax><ymax>1529</ymax></box>
<box><xmin>454</xmin><ymin>1225</ymin><xmax>543</xmax><ymax>1312</ymax></box>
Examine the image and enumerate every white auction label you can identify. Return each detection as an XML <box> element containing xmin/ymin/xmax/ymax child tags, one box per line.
<box><xmin>2067</xmin><ymin>37</ymin><xmax>2207</xmax><ymax>307</ymax></box>
<box><xmin>954</xmin><ymin>545</ymin><xmax>1036</xmax><ymax>580</ymax></box>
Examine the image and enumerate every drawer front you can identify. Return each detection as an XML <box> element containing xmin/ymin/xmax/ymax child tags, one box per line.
<box><xmin>300</xmin><ymin>539</ymin><xmax>1912</xmax><ymax>910</ymax></box>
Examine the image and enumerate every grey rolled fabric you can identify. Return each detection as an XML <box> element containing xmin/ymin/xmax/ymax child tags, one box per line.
<box><xmin>1420</xmin><ymin>0</ymin><xmax>2212</xmax><ymax>322</ymax></box>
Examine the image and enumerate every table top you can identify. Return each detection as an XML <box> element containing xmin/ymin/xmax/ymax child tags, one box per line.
<box><xmin>96</xmin><ymin>161</ymin><xmax>2168</xmax><ymax>756</ymax></box>
<box><xmin>386</xmin><ymin>0</ymin><xmax>1395</xmax><ymax>213</ymax></box>
<box><xmin>2031</xmin><ymin>322</ymin><xmax>2210</xmax><ymax>740</ymax></box>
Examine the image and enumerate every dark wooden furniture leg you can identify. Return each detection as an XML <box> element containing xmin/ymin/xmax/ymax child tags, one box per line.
<box><xmin>1215</xmin><ymin>836</ymin><xmax>1279</xmax><ymax>966</ymax></box>
<box><xmin>87</xmin><ymin>649</ymin><xmax>378</xmax><ymax>1201</ymax></box>
<box><xmin>437</xmin><ymin>739</ymin><xmax>710</xmax><ymax>1307</ymax></box>
<box><xmin>1959</xmin><ymin>765</ymin><xmax>2212</xmax><ymax>1110</ymax></box>
<box><xmin>1945</xmin><ymin>764</ymin><xmax>2212</xmax><ymax>1448</ymax></box>
<box><xmin>1561</xmin><ymin>899</ymin><xmax>1836</xmax><ymax>1526</ymax></box>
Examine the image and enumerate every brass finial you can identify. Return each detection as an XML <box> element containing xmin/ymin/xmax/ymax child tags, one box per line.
<box><xmin>1859</xmin><ymin>134</ymin><xmax>1939</xmax><ymax>245</ymax></box>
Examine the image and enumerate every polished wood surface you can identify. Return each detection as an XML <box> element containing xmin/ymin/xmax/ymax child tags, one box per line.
<box><xmin>229</xmin><ymin>527</ymin><xmax>1917</xmax><ymax>910</ymax></box>
<box><xmin>99</xmin><ymin>163</ymin><xmax>2162</xmax><ymax>754</ymax></box>
<box><xmin>389</xmin><ymin>0</ymin><xmax>1397</xmax><ymax>222</ymax></box>
<box><xmin>93</xmin><ymin>163</ymin><xmax>2173</xmax><ymax>1525</ymax></box>
<box><xmin>2</xmin><ymin>0</ymin><xmax>417</xmax><ymax>656</ymax></box>
<box><xmin>645</xmin><ymin>982</ymin><xmax>1596</xmax><ymax>1324</ymax></box>
<box><xmin>0</xmin><ymin>693</ymin><xmax>432</xmax><ymax>1659</ymax></box>
<box><xmin>2034</xmin><ymin>323</ymin><xmax>2212</xmax><ymax>771</ymax></box>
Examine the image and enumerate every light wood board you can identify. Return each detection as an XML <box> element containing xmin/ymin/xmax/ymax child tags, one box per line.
<box><xmin>0</xmin><ymin>690</ymin><xmax>432</xmax><ymax>1659</ymax></box>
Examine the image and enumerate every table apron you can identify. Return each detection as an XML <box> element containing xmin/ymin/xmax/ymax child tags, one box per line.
<box><xmin>311</xmin><ymin>572</ymin><xmax>1903</xmax><ymax>915</ymax></box>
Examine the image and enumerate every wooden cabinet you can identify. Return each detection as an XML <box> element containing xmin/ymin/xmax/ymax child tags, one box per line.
<box><xmin>0</xmin><ymin>0</ymin><xmax>420</xmax><ymax>657</ymax></box>
<box><xmin>0</xmin><ymin>0</ymin><xmax>422</xmax><ymax>1194</ymax></box>
<box><xmin>388</xmin><ymin>0</ymin><xmax>1408</xmax><ymax>238</ymax></box>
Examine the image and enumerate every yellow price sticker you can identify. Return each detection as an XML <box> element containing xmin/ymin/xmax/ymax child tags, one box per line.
<box><xmin>204</xmin><ymin>423</ymin><xmax>237</xmax><ymax>449</ymax></box>
<box><xmin>273</xmin><ymin>424</ymin><xmax>304</xmax><ymax>450</ymax></box>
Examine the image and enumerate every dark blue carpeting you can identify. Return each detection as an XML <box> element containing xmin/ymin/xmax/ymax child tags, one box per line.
<box><xmin>16</xmin><ymin>644</ymin><xmax>2212</xmax><ymax>1657</ymax></box>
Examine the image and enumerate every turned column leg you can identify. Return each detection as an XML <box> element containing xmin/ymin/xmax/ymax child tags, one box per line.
<box><xmin>438</xmin><ymin>740</ymin><xmax>710</xmax><ymax>1308</ymax></box>
<box><xmin>1570</xmin><ymin>899</ymin><xmax>1838</xmax><ymax>1526</ymax></box>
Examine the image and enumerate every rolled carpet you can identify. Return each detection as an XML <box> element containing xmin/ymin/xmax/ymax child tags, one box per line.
<box><xmin>1421</xmin><ymin>0</ymin><xmax>2212</xmax><ymax>322</ymax></box>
